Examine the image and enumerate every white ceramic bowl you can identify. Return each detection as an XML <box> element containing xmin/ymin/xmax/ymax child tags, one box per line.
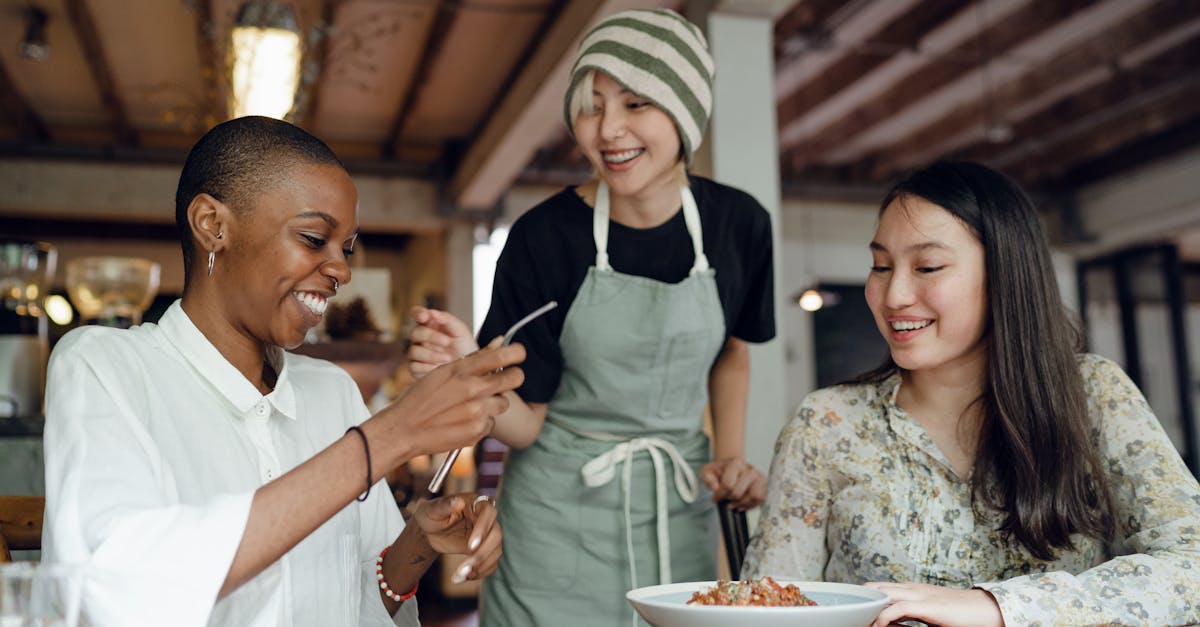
<box><xmin>626</xmin><ymin>580</ymin><xmax>888</xmax><ymax>627</ymax></box>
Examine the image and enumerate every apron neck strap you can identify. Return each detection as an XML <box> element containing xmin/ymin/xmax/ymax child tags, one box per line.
<box><xmin>592</xmin><ymin>180</ymin><xmax>710</xmax><ymax>275</ymax></box>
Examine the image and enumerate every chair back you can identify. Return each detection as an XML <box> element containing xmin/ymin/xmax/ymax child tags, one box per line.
<box><xmin>717</xmin><ymin>499</ymin><xmax>749</xmax><ymax>578</ymax></box>
<box><xmin>0</xmin><ymin>496</ymin><xmax>44</xmax><ymax>562</ymax></box>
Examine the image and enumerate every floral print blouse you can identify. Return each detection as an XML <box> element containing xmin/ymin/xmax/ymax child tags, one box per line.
<box><xmin>743</xmin><ymin>354</ymin><xmax>1200</xmax><ymax>625</ymax></box>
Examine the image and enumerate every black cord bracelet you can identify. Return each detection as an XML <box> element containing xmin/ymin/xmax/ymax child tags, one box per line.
<box><xmin>346</xmin><ymin>425</ymin><xmax>372</xmax><ymax>502</ymax></box>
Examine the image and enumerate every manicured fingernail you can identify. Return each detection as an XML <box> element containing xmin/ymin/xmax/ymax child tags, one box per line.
<box><xmin>452</xmin><ymin>563</ymin><xmax>472</xmax><ymax>584</ymax></box>
<box><xmin>469</xmin><ymin>536</ymin><xmax>481</xmax><ymax>551</ymax></box>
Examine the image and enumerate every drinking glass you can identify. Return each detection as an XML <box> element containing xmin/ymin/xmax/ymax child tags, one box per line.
<box><xmin>0</xmin><ymin>562</ymin><xmax>82</xmax><ymax>627</ymax></box>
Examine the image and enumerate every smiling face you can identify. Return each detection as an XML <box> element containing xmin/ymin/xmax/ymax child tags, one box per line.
<box><xmin>571</xmin><ymin>71</ymin><xmax>683</xmax><ymax>202</ymax></box>
<box><xmin>219</xmin><ymin>162</ymin><xmax>358</xmax><ymax>350</ymax></box>
<box><xmin>865</xmin><ymin>195</ymin><xmax>989</xmax><ymax>378</ymax></box>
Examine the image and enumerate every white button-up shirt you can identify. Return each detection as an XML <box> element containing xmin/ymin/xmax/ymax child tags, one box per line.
<box><xmin>43</xmin><ymin>300</ymin><xmax>419</xmax><ymax>627</ymax></box>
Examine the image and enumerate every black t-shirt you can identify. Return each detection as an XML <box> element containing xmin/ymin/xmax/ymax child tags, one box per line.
<box><xmin>478</xmin><ymin>175</ymin><xmax>776</xmax><ymax>403</ymax></box>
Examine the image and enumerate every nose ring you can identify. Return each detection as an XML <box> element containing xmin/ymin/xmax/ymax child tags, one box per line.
<box><xmin>333</xmin><ymin>278</ymin><xmax>339</xmax><ymax>291</ymax></box>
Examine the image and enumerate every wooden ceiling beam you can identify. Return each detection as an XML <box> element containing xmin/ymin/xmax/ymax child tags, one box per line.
<box><xmin>999</xmin><ymin>72</ymin><xmax>1200</xmax><ymax>186</ymax></box>
<box><xmin>788</xmin><ymin>0</ymin><xmax>1108</xmax><ymax>167</ymax></box>
<box><xmin>64</xmin><ymin>0</ymin><xmax>135</xmax><ymax>146</ymax></box>
<box><xmin>0</xmin><ymin>61</ymin><xmax>49</xmax><ymax>142</ymax></box>
<box><xmin>774</xmin><ymin>0</ymin><xmax>922</xmax><ymax>109</ymax></box>
<box><xmin>449</xmin><ymin>0</ymin><xmax>673</xmax><ymax>211</ymax></box>
<box><xmin>820</xmin><ymin>0</ymin><xmax>1162</xmax><ymax>164</ymax></box>
<box><xmin>773</xmin><ymin>0</ymin><xmax>846</xmax><ymax>46</ymax></box>
<box><xmin>775</xmin><ymin>0</ymin><xmax>967</xmax><ymax>132</ymax></box>
<box><xmin>778</xmin><ymin>0</ymin><xmax>1033</xmax><ymax>152</ymax></box>
<box><xmin>193</xmin><ymin>0</ymin><xmax>227</xmax><ymax>129</ymax></box>
<box><xmin>1056</xmin><ymin>115</ymin><xmax>1200</xmax><ymax>189</ymax></box>
<box><xmin>955</xmin><ymin>33</ymin><xmax>1200</xmax><ymax>166</ymax></box>
<box><xmin>380</xmin><ymin>0</ymin><xmax>452</xmax><ymax>160</ymax></box>
<box><xmin>868</xmin><ymin>1</ymin><xmax>1200</xmax><ymax>180</ymax></box>
<box><xmin>298</xmin><ymin>0</ymin><xmax>340</xmax><ymax>130</ymax></box>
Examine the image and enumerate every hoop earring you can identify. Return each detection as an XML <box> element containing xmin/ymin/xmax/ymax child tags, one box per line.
<box><xmin>206</xmin><ymin>231</ymin><xmax>222</xmax><ymax>278</ymax></box>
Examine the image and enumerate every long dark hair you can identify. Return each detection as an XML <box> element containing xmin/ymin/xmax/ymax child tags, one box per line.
<box><xmin>858</xmin><ymin>160</ymin><xmax>1114</xmax><ymax>560</ymax></box>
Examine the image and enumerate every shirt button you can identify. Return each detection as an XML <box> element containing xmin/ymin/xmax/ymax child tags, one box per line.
<box><xmin>256</xmin><ymin>402</ymin><xmax>268</xmax><ymax>416</ymax></box>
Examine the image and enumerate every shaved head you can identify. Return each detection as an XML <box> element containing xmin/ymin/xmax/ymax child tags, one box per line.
<box><xmin>174</xmin><ymin>116</ymin><xmax>343</xmax><ymax>277</ymax></box>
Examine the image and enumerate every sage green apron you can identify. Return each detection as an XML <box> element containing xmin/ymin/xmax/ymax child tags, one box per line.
<box><xmin>481</xmin><ymin>181</ymin><xmax>726</xmax><ymax>627</ymax></box>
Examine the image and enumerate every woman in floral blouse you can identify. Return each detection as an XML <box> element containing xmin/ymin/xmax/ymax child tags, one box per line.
<box><xmin>743</xmin><ymin>160</ymin><xmax>1200</xmax><ymax>626</ymax></box>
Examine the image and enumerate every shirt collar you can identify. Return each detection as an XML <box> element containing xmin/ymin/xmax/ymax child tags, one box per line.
<box><xmin>882</xmin><ymin>371</ymin><xmax>929</xmax><ymax>448</ymax></box>
<box><xmin>157</xmin><ymin>300</ymin><xmax>298</xmax><ymax>420</ymax></box>
<box><xmin>882</xmin><ymin>371</ymin><xmax>964</xmax><ymax>480</ymax></box>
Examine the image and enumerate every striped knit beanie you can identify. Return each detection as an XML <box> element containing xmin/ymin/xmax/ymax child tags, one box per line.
<box><xmin>564</xmin><ymin>8</ymin><xmax>715</xmax><ymax>164</ymax></box>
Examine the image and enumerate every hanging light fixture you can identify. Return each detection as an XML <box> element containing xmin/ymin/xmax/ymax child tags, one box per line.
<box><xmin>976</xmin><ymin>2</ymin><xmax>1012</xmax><ymax>145</ymax></box>
<box><xmin>794</xmin><ymin>203</ymin><xmax>836</xmax><ymax>313</ymax></box>
<box><xmin>228</xmin><ymin>1</ymin><xmax>302</xmax><ymax>120</ymax></box>
<box><xmin>17</xmin><ymin>6</ymin><xmax>49</xmax><ymax>61</ymax></box>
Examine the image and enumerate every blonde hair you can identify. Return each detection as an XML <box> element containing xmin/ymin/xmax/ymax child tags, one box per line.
<box><xmin>567</xmin><ymin>70</ymin><xmax>597</xmax><ymax>126</ymax></box>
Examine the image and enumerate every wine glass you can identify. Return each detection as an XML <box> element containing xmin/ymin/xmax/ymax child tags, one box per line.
<box><xmin>0</xmin><ymin>562</ymin><xmax>82</xmax><ymax>627</ymax></box>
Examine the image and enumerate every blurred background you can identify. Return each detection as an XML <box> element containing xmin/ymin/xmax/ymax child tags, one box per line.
<box><xmin>2</xmin><ymin>0</ymin><xmax>1199</xmax><ymax>621</ymax></box>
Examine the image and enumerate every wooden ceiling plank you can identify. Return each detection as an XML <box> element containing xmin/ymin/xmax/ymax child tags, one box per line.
<box><xmin>0</xmin><ymin>60</ymin><xmax>49</xmax><ymax>142</ymax></box>
<box><xmin>449</xmin><ymin>0</ymin><xmax>674</xmax><ymax>210</ymax></box>
<box><xmin>785</xmin><ymin>0</ymin><xmax>1110</xmax><ymax>165</ymax></box>
<box><xmin>381</xmin><ymin>0</ymin><xmax>453</xmax><ymax>160</ymax></box>
<box><xmin>815</xmin><ymin>0</ymin><xmax>1156</xmax><ymax>165</ymax></box>
<box><xmin>997</xmin><ymin>74</ymin><xmax>1200</xmax><ymax>173</ymax></box>
<box><xmin>772</xmin><ymin>0</ymin><xmax>846</xmax><ymax>49</ymax></box>
<box><xmin>1005</xmin><ymin>75</ymin><xmax>1200</xmax><ymax>186</ymax></box>
<box><xmin>1057</xmin><ymin>115</ymin><xmax>1200</xmax><ymax>189</ymax></box>
<box><xmin>298</xmin><ymin>0</ymin><xmax>340</xmax><ymax>130</ymax></box>
<box><xmin>193</xmin><ymin>0</ymin><xmax>226</xmax><ymax>129</ymax></box>
<box><xmin>776</xmin><ymin>0</ymin><xmax>967</xmax><ymax>133</ymax></box>
<box><xmin>772</xmin><ymin>0</ymin><xmax>902</xmax><ymax>109</ymax></box>
<box><xmin>774</xmin><ymin>0</ymin><xmax>931</xmax><ymax>108</ymax></box>
<box><xmin>778</xmin><ymin>0</ymin><xmax>1031</xmax><ymax>150</ymax></box>
<box><xmin>64</xmin><ymin>0</ymin><xmax>135</xmax><ymax>146</ymax></box>
<box><xmin>958</xmin><ymin>34</ymin><xmax>1200</xmax><ymax>171</ymax></box>
<box><xmin>868</xmin><ymin>1</ymin><xmax>1200</xmax><ymax>179</ymax></box>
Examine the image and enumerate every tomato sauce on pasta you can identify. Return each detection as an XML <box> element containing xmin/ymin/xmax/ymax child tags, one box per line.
<box><xmin>686</xmin><ymin>576</ymin><xmax>818</xmax><ymax>607</ymax></box>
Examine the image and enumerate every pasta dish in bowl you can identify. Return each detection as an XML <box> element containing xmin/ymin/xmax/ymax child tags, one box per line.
<box><xmin>687</xmin><ymin>577</ymin><xmax>817</xmax><ymax>606</ymax></box>
<box><xmin>626</xmin><ymin>579</ymin><xmax>887</xmax><ymax>627</ymax></box>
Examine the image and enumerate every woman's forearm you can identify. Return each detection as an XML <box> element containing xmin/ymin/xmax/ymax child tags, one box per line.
<box><xmin>375</xmin><ymin>522</ymin><xmax>439</xmax><ymax>614</ymax></box>
<box><xmin>489</xmin><ymin>392</ymin><xmax>548</xmax><ymax>449</ymax></box>
<box><xmin>220</xmin><ymin>427</ymin><xmax>411</xmax><ymax>598</ymax></box>
<box><xmin>709</xmin><ymin>337</ymin><xmax>751</xmax><ymax>460</ymax></box>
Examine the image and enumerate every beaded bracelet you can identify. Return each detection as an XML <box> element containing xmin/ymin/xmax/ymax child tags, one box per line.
<box><xmin>376</xmin><ymin>546</ymin><xmax>419</xmax><ymax>602</ymax></box>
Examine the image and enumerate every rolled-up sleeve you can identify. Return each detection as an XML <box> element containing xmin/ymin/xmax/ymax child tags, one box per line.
<box><xmin>43</xmin><ymin>331</ymin><xmax>253</xmax><ymax>627</ymax></box>
<box><xmin>976</xmin><ymin>355</ymin><xmax>1200</xmax><ymax>625</ymax></box>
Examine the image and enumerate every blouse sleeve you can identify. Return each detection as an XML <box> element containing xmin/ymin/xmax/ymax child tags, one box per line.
<box><xmin>976</xmin><ymin>355</ymin><xmax>1200</xmax><ymax>625</ymax></box>
<box><xmin>42</xmin><ymin>331</ymin><xmax>253</xmax><ymax>627</ymax></box>
<box><xmin>741</xmin><ymin>393</ymin><xmax>834</xmax><ymax>580</ymax></box>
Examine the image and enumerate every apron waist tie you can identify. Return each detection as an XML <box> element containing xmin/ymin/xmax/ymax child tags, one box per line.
<box><xmin>578</xmin><ymin>436</ymin><xmax>699</xmax><ymax>590</ymax></box>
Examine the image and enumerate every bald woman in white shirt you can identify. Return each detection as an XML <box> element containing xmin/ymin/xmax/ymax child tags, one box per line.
<box><xmin>42</xmin><ymin>116</ymin><xmax>525</xmax><ymax>627</ymax></box>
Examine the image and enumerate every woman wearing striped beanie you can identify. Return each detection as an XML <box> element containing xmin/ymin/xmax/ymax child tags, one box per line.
<box><xmin>407</xmin><ymin>9</ymin><xmax>776</xmax><ymax>626</ymax></box>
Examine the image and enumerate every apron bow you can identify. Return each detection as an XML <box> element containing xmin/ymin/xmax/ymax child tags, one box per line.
<box><xmin>579</xmin><ymin>436</ymin><xmax>699</xmax><ymax>587</ymax></box>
